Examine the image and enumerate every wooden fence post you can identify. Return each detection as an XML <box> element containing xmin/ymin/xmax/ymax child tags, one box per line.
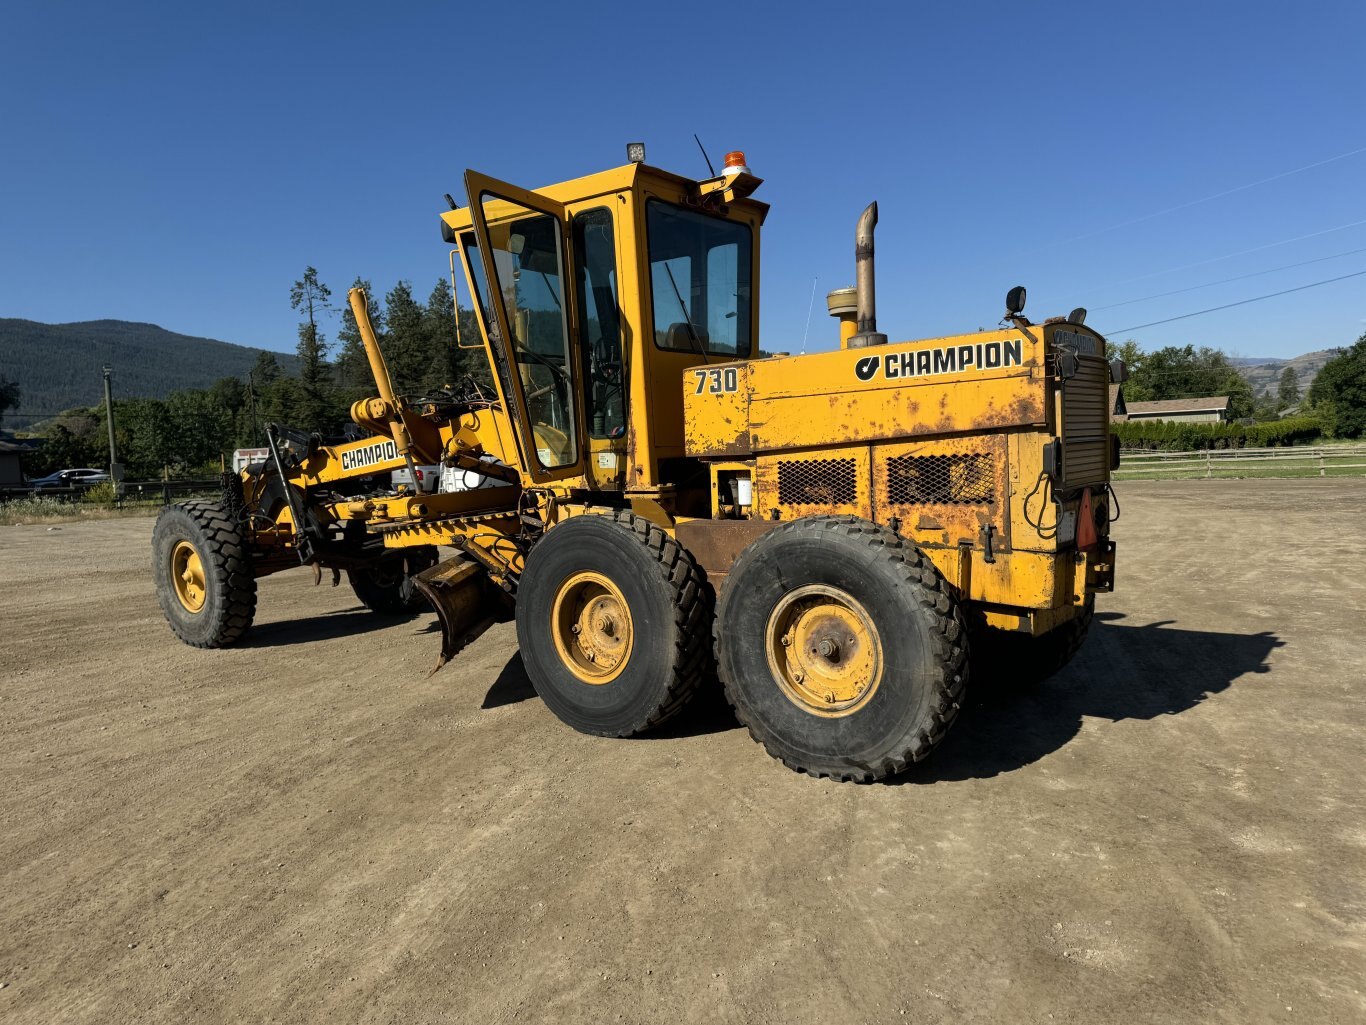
<box><xmin>1206</xmin><ymin>449</ymin><xmax>1212</xmax><ymax>479</ymax></box>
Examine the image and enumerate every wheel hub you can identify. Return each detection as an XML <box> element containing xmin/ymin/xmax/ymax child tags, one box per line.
<box><xmin>171</xmin><ymin>540</ymin><xmax>207</xmax><ymax>613</ymax></box>
<box><xmin>551</xmin><ymin>571</ymin><xmax>634</xmax><ymax>684</ymax></box>
<box><xmin>766</xmin><ymin>584</ymin><xmax>883</xmax><ymax>717</ymax></box>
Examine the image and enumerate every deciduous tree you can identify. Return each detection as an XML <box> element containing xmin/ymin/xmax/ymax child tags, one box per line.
<box><xmin>1309</xmin><ymin>334</ymin><xmax>1366</xmax><ymax>437</ymax></box>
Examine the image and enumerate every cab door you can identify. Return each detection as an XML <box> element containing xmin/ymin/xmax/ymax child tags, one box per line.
<box><xmin>464</xmin><ymin>170</ymin><xmax>587</xmax><ymax>484</ymax></box>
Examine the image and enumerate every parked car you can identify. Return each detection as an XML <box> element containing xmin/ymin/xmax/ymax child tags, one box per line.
<box><xmin>29</xmin><ymin>468</ymin><xmax>111</xmax><ymax>491</ymax></box>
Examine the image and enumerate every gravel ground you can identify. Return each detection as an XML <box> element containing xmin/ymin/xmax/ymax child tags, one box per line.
<box><xmin>1</xmin><ymin>479</ymin><xmax>1363</xmax><ymax>1024</ymax></box>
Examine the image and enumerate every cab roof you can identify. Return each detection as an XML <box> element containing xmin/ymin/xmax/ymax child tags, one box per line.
<box><xmin>439</xmin><ymin>162</ymin><xmax>769</xmax><ymax>234</ymax></box>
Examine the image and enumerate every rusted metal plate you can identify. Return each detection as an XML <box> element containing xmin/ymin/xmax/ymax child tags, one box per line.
<box><xmin>684</xmin><ymin>330</ymin><xmax>1045</xmax><ymax>459</ymax></box>
<box><xmin>682</xmin><ymin>362</ymin><xmax>752</xmax><ymax>458</ymax></box>
<box><xmin>675</xmin><ymin>518</ymin><xmax>779</xmax><ymax>586</ymax></box>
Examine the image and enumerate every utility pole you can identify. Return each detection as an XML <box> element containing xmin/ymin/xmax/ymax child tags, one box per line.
<box><xmin>102</xmin><ymin>365</ymin><xmax>123</xmax><ymax>495</ymax></box>
<box><xmin>247</xmin><ymin>369</ymin><xmax>260</xmax><ymax>446</ymax></box>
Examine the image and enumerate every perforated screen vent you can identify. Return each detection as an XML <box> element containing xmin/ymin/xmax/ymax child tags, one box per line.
<box><xmin>885</xmin><ymin>454</ymin><xmax>994</xmax><ymax>505</ymax></box>
<box><xmin>777</xmin><ymin>458</ymin><xmax>858</xmax><ymax>506</ymax></box>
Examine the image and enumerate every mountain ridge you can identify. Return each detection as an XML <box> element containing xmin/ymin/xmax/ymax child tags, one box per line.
<box><xmin>1</xmin><ymin>318</ymin><xmax>300</xmax><ymax>428</ymax></box>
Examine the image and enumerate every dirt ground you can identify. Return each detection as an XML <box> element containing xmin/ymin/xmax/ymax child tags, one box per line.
<box><xmin>1</xmin><ymin>479</ymin><xmax>1364</xmax><ymax>1024</ymax></box>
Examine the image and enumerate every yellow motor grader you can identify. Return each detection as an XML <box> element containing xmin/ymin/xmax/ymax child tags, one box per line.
<box><xmin>153</xmin><ymin>149</ymin><xmax>1120</xmax><ymax>782</ymax></box>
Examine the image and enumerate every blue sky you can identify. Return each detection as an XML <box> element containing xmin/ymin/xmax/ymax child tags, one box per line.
<box><xmin>2</xmin><ymin>0</ymin><xmax>1363</xmax><ymax>361</ymax></box>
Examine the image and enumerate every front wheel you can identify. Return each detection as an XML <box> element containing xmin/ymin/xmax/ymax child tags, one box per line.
<box><xmin>348</xmin><ymin>546</ymin><xmax>439</xmax><ymax>614</ymax></box>
<box><xmin>716</xmin><ymin>516</ymin><xmax>968</xmax><ymax>782</ymax></box>
<box><xmin>152</xmin><ymin>500</ymin><xmax>257</xmax><ymax>648</ymax></box>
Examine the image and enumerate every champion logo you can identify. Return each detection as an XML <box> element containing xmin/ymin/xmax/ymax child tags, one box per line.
<box><xmin>852</xmin><ymin>339</ymin><xmax>1023</xmax><ymax>383</ymax></box>
<box><xmin>855</xmin><ymin>356</ymin><xmax>881</xmax><ymax>381</ymax></box>
<box><xmin>339</xmin><ymin>439</ymin><xmax>399</xmax><ymax>472</ymax></box>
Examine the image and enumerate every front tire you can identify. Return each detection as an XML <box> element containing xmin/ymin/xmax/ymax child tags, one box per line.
<box><xmin>515</xmin><ymin>511</ymin><xmax>712</xmax><ymax>737</ymax></box>
<box><xmin>152</xmin><ymin>500</ymin><xmax>257</xmax><ymax>648</ymax></box>
<box><xmin>716</xmin><ymin>516</ymin><xmax>967</xmax><ymax>782</ymax></box>
<box><xmin>347</xmin><ymin>547</ymin><xmax>439</xmax><ymax>614</ymax></box>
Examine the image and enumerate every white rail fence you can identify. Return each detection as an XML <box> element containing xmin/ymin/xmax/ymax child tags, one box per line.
<box><xmin>1116</xmin><ymin>445</ymin><xmax>1366</xmax><ymax>478</ymax></box>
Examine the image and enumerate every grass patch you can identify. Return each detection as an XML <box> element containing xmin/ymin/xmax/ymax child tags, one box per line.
<box><xmin>0</xmin><ymin>496</ymin><xmax>161</xmax><ymax>526</ymax></box>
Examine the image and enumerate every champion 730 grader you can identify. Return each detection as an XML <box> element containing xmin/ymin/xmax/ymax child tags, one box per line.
<box><xmin>153</xmin><ymin>150</ymin><xmax>1121</xmax><ymax>782</ymax></box>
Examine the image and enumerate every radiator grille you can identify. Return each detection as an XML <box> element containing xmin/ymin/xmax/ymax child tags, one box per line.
<box><xmin>1061</xmin><ymin>355</ymin><xmax>1110</xmax><ymax>488</ymax></box>
<box><xmin>777</xmin><ymin>458</ymin><xmax>858</xmax><ymax>506</ymax></box>
<box><xmin>885</xmin><ymin>453</ymin><xmax>994</xmax><ymax>505</ymax></box>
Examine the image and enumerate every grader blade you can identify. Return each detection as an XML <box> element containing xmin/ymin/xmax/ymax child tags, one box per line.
<box><xmin>411</xmin><ymin>557</ymin><xmax>500</xmax><ymax>674</ymax></box>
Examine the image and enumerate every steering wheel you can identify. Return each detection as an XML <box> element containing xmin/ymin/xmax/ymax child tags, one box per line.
<box><xmin>515</xmin><ymin>347</ymin><xmax>570</xmax><ymax>402</ymax></box>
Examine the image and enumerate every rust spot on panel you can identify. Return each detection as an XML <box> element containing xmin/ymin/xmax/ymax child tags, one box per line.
<box><xmin>626</xmin><ymin>419</ymin><xmax>643</xmax><ymax>488</ymax></box>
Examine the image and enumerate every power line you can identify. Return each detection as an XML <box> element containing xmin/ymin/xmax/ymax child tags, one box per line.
<box><xmin>1094</xmin><ymin>245</ymin><xmax>1366</xmax><ymax>311</ymax></box>
<box><xmin>1035</xmin><ymin>143</ymin><xmax>1366</xmax><ymax>251</ymax></box>
<box><xmin>1102</xmin><ymin>216</ymin><xmax>1366</xmax><ymax>288</ymax></box>
<box><xmin>1104</xmin><ymin>269</ymin><xmax>1366</xmax><ymax>334</ymax></box>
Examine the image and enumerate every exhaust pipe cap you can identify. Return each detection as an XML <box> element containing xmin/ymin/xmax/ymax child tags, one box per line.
<box><xmin>847</xmin><ymin>331</ymin><xmax>888</xmax><ymax>349</ymax></box>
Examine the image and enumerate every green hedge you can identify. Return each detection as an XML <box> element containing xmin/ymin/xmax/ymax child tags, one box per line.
<box><xmin>1114</xmin><ymin>415</ymin><xmax>1323</xmax><ymax>451</ymax></box>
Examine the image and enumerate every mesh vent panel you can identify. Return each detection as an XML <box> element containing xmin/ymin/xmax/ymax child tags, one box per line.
<box><xmin>886</xmin><ymin>454</ymin><xmax>994</xmax><ymax>505</ymax></box>
<box><xmin>777</xmin><ymin>458</ymin><xmax>858</xmax><ymax>506</ymax></box>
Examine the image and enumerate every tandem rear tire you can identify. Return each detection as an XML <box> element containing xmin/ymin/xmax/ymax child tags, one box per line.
<box><xmin>348</xmin><ymin>546</ymin><xmax>439</xmax><ymax>614</ymax></box>
<box><xmin>970</xmin><ymin>596</ymin><xmax>1095</xmax><ymax>688</ymax></box>
<box><xmin>716</xmin><ymin>516</ymin><xmax>968</xmax><ymax>783</ymax></box>
<box><xmin>515</xmin><ymin>510</ymin><xmax>713</xmax><ymax>737</ymax></box>
<box><xmin>152</xmin><ymin>500</ymin><xmax>258</xmax><ymax>648</ymax></box>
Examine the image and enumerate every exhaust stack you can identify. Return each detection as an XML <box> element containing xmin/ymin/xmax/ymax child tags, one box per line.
<box><xmin>848</xmin><ymin>201</ymin><xmax>888</xmax><ymax>349</ymax></box>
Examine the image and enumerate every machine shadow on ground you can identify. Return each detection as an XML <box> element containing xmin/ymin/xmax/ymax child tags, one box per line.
<box><xmin>243</xmin><ymin>606</ymin><xmax>411</xmax><ymax>647</ymax></box>
<box><xmin>900</xmin><ymin>614</ymin><xmax>1284</xmax><ymax>785</ymax></box>
<box><xmin>481</xmin><ymin>651</ymin><xmax>742</xmax><ymax>739</ymax></box>
<box><xmin>470</xmin><ymin>614</ymin><xmax>1284</xmax><ymax>782</ymax></box>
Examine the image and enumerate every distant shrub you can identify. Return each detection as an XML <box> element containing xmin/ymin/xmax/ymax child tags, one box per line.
<box><xmin>81</xmin><ymin>481</ymin><xmax>118</xmax><ymax>507</ymax></box>
<box><xmin>1115</xmin><ymin>415</ymin><xmax>1324</xmax><ymax>451</ymax></box>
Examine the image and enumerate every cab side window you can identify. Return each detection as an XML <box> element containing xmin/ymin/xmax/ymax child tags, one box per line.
<box><xmin>573</xmin><ymin>208</ymin><xmax>627</xmax><ymax>439</ymax></box>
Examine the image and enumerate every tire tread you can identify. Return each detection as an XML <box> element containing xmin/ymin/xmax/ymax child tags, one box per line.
<box><xmin>716</xmin><ymin>515</ymin><xmax>968</xmax><ymax>783</ymax></box>
<box><xmin>154</xmin><ymin>500</ymin><xmax>257</xmax><ymax>648</ymax></box>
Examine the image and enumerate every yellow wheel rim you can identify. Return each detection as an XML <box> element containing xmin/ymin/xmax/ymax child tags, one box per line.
<box><xmin>171</xmin><ymin>540</ymin><xmax>207</xmax><ymax>613</ymax></box>
<box><xmin>550</xmin><ymin>571</ymin><xmax>634</xmax><ymax>684</ymax></box>
<box><xmin>765</xmin><ymin>584</ymin><xmax>883</xmax><ymax>718</ymax></box>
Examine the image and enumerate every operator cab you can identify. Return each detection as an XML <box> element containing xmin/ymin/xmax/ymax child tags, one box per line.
<box><xmin>440</xmin><ymin>154</ymin><xmax>767</xmax><ymax>495</ymax></box>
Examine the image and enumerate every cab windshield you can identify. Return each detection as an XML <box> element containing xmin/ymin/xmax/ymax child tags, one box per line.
<box><xmin>646</xmin><ymin>201</ymin><xmax>752</xmax><ymax>357</ymax></box>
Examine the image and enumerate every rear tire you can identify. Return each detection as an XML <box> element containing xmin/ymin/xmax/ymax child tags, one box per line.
<box><xmin>152</xmin><ymin>500</ymin><xmax>257</xmax><ymax>648</ymax></box>
<box><xmin>515</xmin><ymin>510</ymin><xmax>712</xmax><ymax>737</ymax></box>
<box><xmin>716</xmin><ymin>516</ymin><xmax>967</xmax><ymax>782</ymax></box>
<box><xmin>348</xmin><ymin>547</ymin><xmax>439</xmax><ymax>614</ymax></box>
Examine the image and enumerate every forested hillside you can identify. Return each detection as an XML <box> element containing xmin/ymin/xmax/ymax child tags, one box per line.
<box><xmin>1231</xmin><ymin>349</ymin><xmax>1338</xmax><ymax>399</ymax></box>
<box><xmin>0</xmin><ymin>319</ymin><xmax>300</xmax><ymax>427</ymax></box>
<box><xmin>7</xmin><ymin>270</ymin><xmax>490</xmax><ymax>480</ymax></box>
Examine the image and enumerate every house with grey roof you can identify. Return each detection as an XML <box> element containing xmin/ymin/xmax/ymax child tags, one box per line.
<box><xmin>1113</xmin><ymin>396</ymin><xmax>1230</xmax><ymax>425</ymax></box>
